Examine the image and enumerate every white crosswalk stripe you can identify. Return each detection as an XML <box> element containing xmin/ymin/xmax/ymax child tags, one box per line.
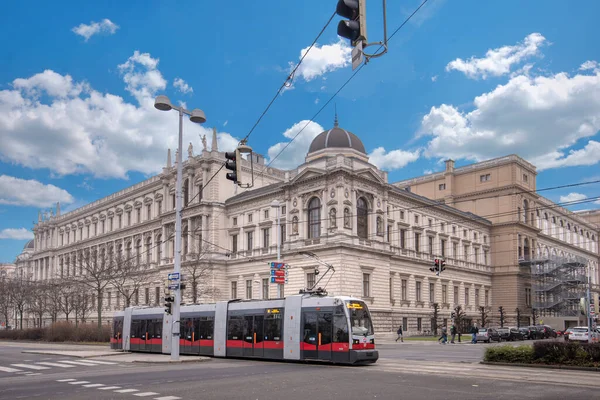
<box><xmin>69</xmin><ymin>381</ymin><xmax>91</xmax><ymax>385</ymax></box>
<box><xmin>98</xmin><ymin>386</ymin><xmax>122</xmax><ymax>390</ymax></box>
<box><xmin>80</xmin><ymin>359</ymin><xmax>116</xmax><ymax>365</ymax></box>
<box><xmin>36</xmin><ymin>362</ymin><xmax>75</xmax><ymax>368</ymax></box>
<box><xmin>83</xmin><ymin>384</ymin><xmax>106</xmax><ymax>388</ymax></box>
<box><xmin>154</xmin><ymin>396</ymin><xmax>182</xmax><ymax>400</ymax></box>
<box><xmin>57</xmin><ymin>360</ymin><xmax>101</xmax><ymax>366</ymax></box>
<box><xmin>133</xmin><ymin>392</ymin><xmax>159</xmax><ymax>397</ymax></box>
<box><xmin>114</xmin><ymin>388</ymin><xmax>139</xmax><ymax>393</ymax></box>
<box><xmin>56</xmin><ymin>379</ymin><xmax>77</xmax><ymax>382</ymax></box>
<box><xmin>10</xmin><ymin>364</ymin><xmax>50</xmax><ymax>370</ymax></box>
<box><xmin>0</xmin><ymin>366</ymin><xmax>22</xmax><ymax>373</ymax></box>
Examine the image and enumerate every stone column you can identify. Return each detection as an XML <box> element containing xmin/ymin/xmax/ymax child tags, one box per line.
<box><xmin>351</xmin><ymin>190</ymin><xmax>357</xmax><ymax>236</ymax></box>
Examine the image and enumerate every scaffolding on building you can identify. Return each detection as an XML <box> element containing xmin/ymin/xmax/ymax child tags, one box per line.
<box><xmin>528</xmin><ymin>255</ymin><xmax>589</xmax><ymax>318</ymax></box>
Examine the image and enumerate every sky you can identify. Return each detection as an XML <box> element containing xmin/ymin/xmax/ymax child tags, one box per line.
<box><xmin>1</xmin><ymin>0</ymin><xmax>599</xmax><ymax>262</ymax></box>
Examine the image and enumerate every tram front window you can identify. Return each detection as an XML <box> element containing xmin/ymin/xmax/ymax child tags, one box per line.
<box><xmin>346</xmin><ymin>300</ymin><xmax>374</xmax><ymax>336</ymax></box>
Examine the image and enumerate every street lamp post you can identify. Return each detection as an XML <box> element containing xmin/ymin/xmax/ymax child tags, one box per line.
<box><xmin>154</xmin><ymin>95</ymin><xmax>206</xmax><ymax>361</ymax></box>
<box><xmin>271</xmin><ymin>200</ymin><xmax>282</xmax><ymax>298</ymax></box>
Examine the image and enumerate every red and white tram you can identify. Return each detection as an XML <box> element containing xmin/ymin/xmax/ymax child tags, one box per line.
<box><xmin>111</xmin><ymin>294</ymin><xmax>378</xmax><ymax>364</ymax></box>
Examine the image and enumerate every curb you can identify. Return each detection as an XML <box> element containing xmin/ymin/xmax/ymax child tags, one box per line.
<box><xmin>21</xmin><ymin>350</ymin><xmax>124</xmax><ymax>358</ymax></box>
<box><xmin>481</xmin><ymin>361</ymin><xmax>600</xmax><ymax>372</ymax></box>
<box><xmin>132</xmin><ymin>358</ymin><xmax>211</xmax><ymax>364</ymax></box>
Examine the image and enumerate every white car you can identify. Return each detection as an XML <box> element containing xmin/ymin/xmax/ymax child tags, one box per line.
<box><xmin>568</xmin><ymin>326</ymin><xmax>599</xmax><ymax>342</ymax></box>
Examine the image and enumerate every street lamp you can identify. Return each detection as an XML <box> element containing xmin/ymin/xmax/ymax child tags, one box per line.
<box><xmin>270</xmin><ymin>200</ymin><xmax>282</xmax><ymax>298</ymax></box>
<box><xmin>154</xmin><ymin>95</ymin><xmax>207</xmax><ymax>361</ymax></box>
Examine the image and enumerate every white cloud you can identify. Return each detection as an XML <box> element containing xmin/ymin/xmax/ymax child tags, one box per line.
<box><xmin>419</xmin><ymin>65</ymin><xmax>600</xmax><ymax>171</ymax></box>
<box><xmin>289</xmin><ymin>39</ymin><xmax>351</xmax><ymax>84</ymax></box>
<box><xmin>580</xmin><ymin>60</ymin><xmax>600</xmax><ymax>73</ymax></box>
<box><xmin>0</xmin><ymin>228</ymin><xmax>34</xmax><ymax>240</ymax></box>
<box><xmin>431</xmin><ymin>75</ymin><xmax>438</xmax><ymax>82</ymax></box>
<box><xmin>0</xmin><ymin>51</ymin><xmax>239</xmax><ymax>179</ymax></box>
<box><xmin>223</xmin><ymin>120</ymin><xmax>228</xmax><ymax>127</ymax></box>
<box><xmin>267</xmin><ymin>120</ymin><xmax>324</xmax><ymax>169</ymax></box>
<box><xmin>173</xmin><ymin>78</ymin><xmax>193</xmax><ymax>94</ymax></box>
<box><xmin>368</xmin><ymin>148</ymin><xmax>421</xmax><ymax>171</ymax></box>
<box><xmin>446</xmin><ymin>33</ymin><xmax>546</xmax><ymax>79</ymax></box>
<box><xmin>559</xmin><ymin>192</ymin><xmax>588</xmax><ymax>203</ymax></box>
<box><xmin>314</xmin><ymin>98</ymin><xmax>320</xmax><ymax>104</ymax></box>
<box><xmin>72</xmin><ymin>18</ymin><xmax>119</xmax><ymax>41</ymax></box>
<box><xmin>0</xmin><ymin>175</ymin><xmax>73</xmax><ymax>207</ymax></box>
<box><xmin>424</xmin><ymin>169</ymin><xmax>433</xmax><ymax>175</ymax></box>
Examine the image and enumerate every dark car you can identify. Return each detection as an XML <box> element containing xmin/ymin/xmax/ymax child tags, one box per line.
<box><xmin>536</xmin><ymin>325</ymin><xmax>557</xmax><ymax>339</ymax></box>
<box><xmin>519</xmin><ymin>327</ymin><xmax>535</xmax><ymax>340</ymax></box>
<box><xmin>496</xmin><ymin>327</ymin><xmax>523</xmax><ymax>341</ymax></box>
<box><xmin>527</xmin><ymin>326</ymin><xmax>543</xmax><ymax>340</ymax></box>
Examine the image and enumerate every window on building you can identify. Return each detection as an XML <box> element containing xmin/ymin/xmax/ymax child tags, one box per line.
<box><xmin>363</xmin><ymin>273</ymin><xmax>371</xmax><ymax>298</ymax></box>
<box><xmin>127</xmin><ymin>211</ymin><xmax>131</xmax><ymax>226</ymax></box>
<box><xmin>155</xmin><ymin>287</ymin><xmax>160</xmax><ymax>305</ymax></box>
<box><xmin>474</xmin><ymin>247</ymin><xmax>479</xmax><ymax>263</ymax></box>
<box><xmin>307</xmin><ymin>272</ymin><xmax>316</xmax><ymax>289</ymax></box>
<box><xmin>282</xmin><ymin>205</ymin><xmax>286</xmax><ymax>214</ymax></box>
<box><xmin>428</xmin><ymin>236</ymin><xmax>434</xmax><ymax>255</ymax></box>
<box><xmin>246</xmin><ymin>231</ymin><xmax>253</xmax><ymax>251</ymax></box>
<box><xmin>118</xmin><ymin>215</ymin><xmax>122</xmax><ymax>229</ymax></box>
<box><xmin>440</xmin><ymin>239</ymin><xmax>446</xmax><ymax>257</ymax></box>
<box><xmin>525</xmin><ymin>288</ymin><xmax>531</xmax><ymax>306</ymax></box>
<box><xmin>101</xmin><ymin>220</ymin><xmax>105</xmax><ymax>234</ymax></box>
<box><xmin>232</xmin><ymin>234</ymin><xmax>238</xmax><ymax>253</ymax></box>
<box><xmin>485</xmin><ymin>289</ymin><xmax>489</xmax><ymax>306</ymax></box>
<box><xmin>475</xmin><ymin>288</ymin><xmax>479</xmax><ymax>306</ymax></box>
<box><xmin>483</xmin><ymin>235</ymin><xmax>487</xmax><ymax>243</ymax></box>
<box><xmin>262</xmin><ymin>278</ymin><xmax>269</xmax><ymax>300</ymax></box>
<box><xmin>454</xmin><ymin>286</ymin><xmax>459</xmax><ymax>304</ymax></box>
<box><xmin>137</xmin><ymin>208</ymin><xmax>141</xmax><ymax>224</ymax></box>
<box><xmin>442</xmin><ymin>285</ymin><xmax>447</xmax><ymax>304</ymax></box>
<box><xmin>415</xmin><ymin>233</ymin><xmax>421</xmax><ymax>252</ymax></box>
<box><xmin>401</xmin><ymin>279</ymin><xmax>407</xmax><ymax>301</ymax></box>
<box><xmin>246</xmin><ymin>280</ymin><xmax>252</xmax><ymax>299</ymax></box>
<box><xmin>474</xmin><ymin>233</ymin><xmax>478</xmax><ymax>241</ymax></box>
<box><xmin>231</xmin><ymin>281</ymin><xmax>237</xmax><ymax>299</ymax></box>
<box><xmin>145</xmin><ymin>287</ymin><xmax>149</xmax><ymax>305</ymax></box>
<box><xmin>402</xmin><ymin>317</ymin><xmax>407</xmax><ymax>332</ymax></box>
<box><xmin>197</xmin><ymin>184</ymin><xmax>203</xmax><ymax>202</ymax></box>
<box><xmin>280</xmin><ymin>223</ymin><xmax>286</xmax><ymax>244</ymax></box>
<box><xmin>414</xmin><ymin>215</ymin><xmax>419</xmax><ymax>224</ymax></box>
<box><xmin>357</xmin><ymin>197</ymin><xmax>368</xmax><ymax>239</ymax></box>
<box><xmin>264</xmin><ymin>209</ymin><xmax>269</xmax><ymax>219</ymax></box>
<box><xmin>248</xmin><ymin>213</ymin><xmax>253</xmax><ymax>223</ymax></box>
<box><xmin>463</xmin><ymin>229</ymin><xmax>467</xmax><ymax>238</ymax></box>
<box><xmin>157</xmin><ymin>200</ymin><xmax>162</xmax><ymax>215</ymax></box>
<box><xmin>156</xmin><ymin>235</ymin><xmax>162</xmax><ymax>262</ymax></box>
<box><xmin>439</xmin><ymin>183</ymin><xmax>446</xmax><ymax>190</ymax></box>
<box><xmin>417</xmin><ymin>317</ymin><xmax>422</xmax><ymax>331</ymax></box>
<box><xmin>523</xmin><ymin>173</ymin><xmax>528</xmax><ymax>182</ymax></box>
<box><xmin>441</xmin><ymin>223</ymin><xmax>445</xmax><ymax>232</ymax></box>
<box><xmin>107</xmin><ymin>291</ymin><xmax>112</xmax><ymax>307</ymax></box>
<box><xmin>172</xmin><ymin>193</ymin><xmax>176</xmax><ymax>210</ymax></box>
<box><xmin>429</xmin><ymin>283</ymin><xmax>435</xmax><ymax>303</ymax></box>
<box><xmin>262</xmin><ymin>228</ymin><xmax>270</xmax><ymax>249</ymax></box>
<box><xmin>86</xmin><ymin>226</ymin><xmax>90</xmax><ymax>238</ymax></box>
<box><xmin>387</xmin><ymin>225</ymin><xmax>392</xmax><ymax>242</ymax></box>
<box><xmin>233</xmin><ymin>217</ymin><xmax>237</xmax><ymax>226</ymax></box>
<box><xmin>389</xmin><ymin>277</ymin><xmax>394</xmax><ymax>300</ymax></box>
<box><xmin>484</xmin><ymin>250</ymin><xmax>488</xmax><ymax>265</ymax></box>
<box><xmin>465</xmin><ymin>288</ymin><xmax>469</xmax><ymax>305</ymax></box>
<box><xmin>480</xmin><ymin>174</ymin><xmax>491</xmax><ymax>182</ymax></box>
<box><xmin>464</xmin><ymin>245</ymin><xmax>469</xmax><ymax>260</ymax></box>
<box><xmin>453</xmin><ymin>242</ymin><xmax>458</xmax><ymax>258</ymax></box>
<box><xmin>400</xmin><ymin>229</ymin><xmax>406</xmax><ymax>248</ymax></box>
<box><xmin>308</xmin><ymin>197</ymin><xmax>321</xmax><ymax>239</ymax></box>
<box><xmin>93</xmin><ymin>223</ymin><xmax>97</xmax><ymax>236</ymax></box>
<box><xmin>416</xmin><ymin>281</ymin><xmax>422</xmax><ymax>302</ymax></box>
<box><xmin>147</xmin><ymin>204</ymin><xmax>151</xmax><ymax>221</ymax></box>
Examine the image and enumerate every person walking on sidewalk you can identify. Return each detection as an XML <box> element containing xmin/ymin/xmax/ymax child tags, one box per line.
<box><xmin>450</xmin><ymin>324</ymin><xmax>457</xmax><ymax>344</ymax></box>
<box><xmin>470</xmin><ymin>324</ymin><xmax>478</xmax><ymax>344</ymax></box>
<box><xmin>438</xmin><ymin>326</ymin><xmax>448</xmax><ymax>344</ymax></box>
<box><xmin>395</xmin><ymin>325</ymin><xmax>404</xmax><ymax>342</ymax></box>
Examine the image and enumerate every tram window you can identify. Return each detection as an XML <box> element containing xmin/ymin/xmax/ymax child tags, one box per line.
<box><xmin>182</xmin><ymin>318</ymin><xmax>194</xmax><ymax>340</ymax></box>
<box><xmin>146</xmin><ymin>320</ymin><xmax>153</xmax><ymax>339</ymax></box>
<box><xmin>131</xmin><ymin>321</ymin><xmax>139</xmax><ymax>338</ymax></box>
<box><xmin>227</xmin><ymin>316</ymin><xmax>244</xmax><ymax>340</ymax></box>
<box><xmin>154</xmin><ymin>320</ymin><xmax>162</xmax><ymax>338</ymax></box>
<box><xmin>199</xmin><ymin>317</ymin><xmax>214</xmax><ymax>339</ymax></box>
<box><xmin>264</xmin><ymin>317</ymin><xmax>282</xmax><ymax>341</ymax></box>
<box><xmin>319</xmin><ymin>313</ymin><xmax>333</xmax><ymax>345</ymax></box>
<box><xmin>333</xmin><ymin>315</ymin><xmax>349</xmax><ymax>343</ymax></box>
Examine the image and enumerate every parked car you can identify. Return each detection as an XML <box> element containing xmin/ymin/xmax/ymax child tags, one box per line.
<box><xmin>535</xmin><ymin>325</ymin><xmax>557</xmax><ymax>339</ymax></box>
<box><xmin>496</xmin><ymin>327</ymin><xmax>523</xmax><ymax>341</ymax></box>
<box><xmin>526</xmin><ymin>326</ymin><xmax>542</xmax><ymax>340</ymax></box>
<box><xmin>519</xmin><ymin>327</ymin><xmax>535</xmax><ymax>340</ymax></box>
<box><xmin>563</xmin><ymin>328</ymin><xmax>574</xmax><ymax>341</ymax></box>
<box><xmin>568</xmin><ymin>326</ymin><xmax>599</xmax><ymax>342</ymax></box>
<box><xmin>476</xmin><ymin>328</ymin><xmax>501</xmax><ymax>343</ymax></box>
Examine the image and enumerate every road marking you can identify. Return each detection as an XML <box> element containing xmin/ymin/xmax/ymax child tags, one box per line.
<box><xmin>134</xmin><ymin>393</ymin><xmax>159</xmax><ymax>397</ymax></box>
<box><xmin>56</xmin><ymin>379</ymin><xmax>77</xmax><ymax>382</ymax></box>
<box><xmin>25</xmin><ymin>373</ymin><xmax>42</xmax><ymax>376</ymax></box>
<box><xmin>83</xmin><ymin>384</ymin><xmax>105</xmax><ymax>388</ymax></box>
<box><xmin>98</xmin><ymin>386</ymin><xmax>122</xmax><ymax>390</ymax></box>
<box><xmin>0</xmin><ymin>366</ymin><xmax>22</xmax><ymax>373</ymax></box>
<box><xmin>57</xmin><ymin>360</ymin><xmax>101</xmax><ymax>366</ymax></box>
<box><xmin>114</xmin><ymin>389</ymin><xmax>139</xmax><ymax>393</ymax></box>
<box><xmin>81</xmin><ymin>359</ymin><xmax>116</xmax><ymax>365</ymax></box>
<box><xmin>154</xmin><ymin>397</ymin><xmax>181</xmax><ymax>400</ymax></box>
<box><xmin>68</xmin><ymin>381</ymin><xmax>91</xmax><ymax>385</ymax></box>
<box><xmin>36</xmin><ymin>362</ymin><xmax>75</xmax><ymax>368</ymax></box>
<box><xmin>11</xmin><ymin>364</ymin><xmax>50</xmax><ymax>370</ymax></box>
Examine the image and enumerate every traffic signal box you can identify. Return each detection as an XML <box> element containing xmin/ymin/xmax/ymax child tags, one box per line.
<box><xmin>225</xmin><ymin>149</ymin><xmax>242</xmax><ymax>185</ymax></box>
<box><xmin>336</xmin><ymin>0</ymin><xmax>368</xmax><ymax>47</ymax></box>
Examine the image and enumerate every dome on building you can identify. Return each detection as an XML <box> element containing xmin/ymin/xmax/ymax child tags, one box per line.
<box><xmin>308</xmin><ymin>114</ymin><xmax>366</xmax><ymax>155</ymax></box>
<box><xmin>24</xmin><ymin>240</ymin><xmax>34</xmax><ymax>250</ymax></box>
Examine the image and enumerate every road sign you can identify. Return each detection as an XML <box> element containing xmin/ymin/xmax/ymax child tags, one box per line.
<box><xmin>168</xmin><ymin>283</ymin><xmax>180</xmax><ymax>290</ymax></box>
<box><xmin>270</xmin><ymin>262</ymin><xmax>285</xmax><ymax>269</ymax></box>
<box><xmin>168</xmin><ymin>272</ymin><xmax>180</xmax><ymax>281</ymax></box>
<box><xmin>352</xmin><ymin>41</ymin><xmax>363</xmax><ymax>70</ymax></box>
<box><xmin>270</xmin><ymin>269</ymin><xmax>288</xmax><ymax>277</ymax></box>
<box><xmin>270</xmin><ymin>276</ymin><xmax>288</xmax><ymax>284</ymax></box>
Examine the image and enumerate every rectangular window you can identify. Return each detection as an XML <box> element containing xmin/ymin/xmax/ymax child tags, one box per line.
<box><xmin>197</xmin><ymin>185</ymin><xmax>203</xmax><ymax>201</ymax></box>
<box><xmin>463</xmin><ymin>229</ymin><xmax>467</xmax><ymax>238</ymax></box>
<box><xmin>428</xmin><ymin>236</ymin><xmax>434</xmax><ymax>255</ymax></box>
<box><xmin>233</xmin><ymin>217</ymin><xmax>237</xmax><ymax>226</ymax></box>
<box><xmin>157</xmin><ymin>201</ymin><xmax>162</xmax><ymax>215</ymax></box>
<box><xmin>246</xmin><ymin>280</ymin><xmax>252</xmax><ymax>299</ymax></box>
<box><xmin>415</xmin><ymin>233</ymin><xmax>420</xmax><ymax>252</ymax></box>
<box><xmin>474</xmin><ymin>247</ymin><xmax>479</xmax><ymax>263</ymax></box>
<box><xmin>264</xmin><ymin>209</ymin><xmax>269</xmax><ymax>219</ymax></box>
<box><xmin>474</xmin><ymin>232</ymin><xmax>478</xmax><ymax>241</ymax></box>
<box><xmin>400</xmin><ymin>211</ymin><xmax>405</xmax><ymax>220</ymax></box>
<box><xmin>110</xmin><ymin>217</ymin><xmax>114</xmax><ymax>231</ymax></box>
<box><xmin>441</xmin><ymin>223</ymin><xmax>445</xmax><ymax>232</ymax></box>
<box><xmin>400</xmin><ymin>229</ymin><xmax>406</xmax><ymax>248</ymax></box>
<box><xmin>127</xmin><ymin>212</ymin><xmax>131</xmax><ymax>226</ymax></box>
<box><xmin>464</xmin><ymin>245</ymin><xmax>469</xmax><ymax>260</ymax></box>
<box><xmin>387</xmin><ymin>225</ymin><xmax>392</xmax><ymax>242</ymax></box>
<box><xmin>118</xmin><ymin>215</ymin><xmax>122</xmax><ymax>229</ymax></box>
<box><xmin>137</xmin><ymin>208</ymin><xmax>141</xmax><ymax>224</ymax></box>
<box><xmin>145</xmin><ymin>287</ymin><xmax>149</xmax><ymax>305</ymax></box>
<box><xmin>155</xmin><ymin>287</ymin><xmax>160</xmax><ymax>305</ymax></box>
<box><xmin>232</xmin><ymin>234</ymin><xmax>238</xmax><ymax>253</ymax></box>
<box><xmin>401</xmin><ymin>279</ymin><xmax>407</xmax><ymax>301</ymax></box>
<box><xmin>262</xmin><ymin>228</ymin><xmax>270</xmax><ymax>249</ymax></box>
<box><xmin>93</xmin><ymin>223</ymin><xmax>97</xmax><ymax>236</ymax></box>
<box><xmin>428</xmin><ymin>218</ymin><xmax>433</xmax><ymax>227</ymax></box>
<box><xmin>429</xmin><ymin>283</ymin><xmax>435</xmax><ymax>303</ymax></box>
<box><xmin>247</xmin><ymin>231</ymin><xmax>253</xmax><ymax>250</ymax></box>
<box><xmin>454</xmin><ymin>286</ymin><xmax>459</xmax><ymax>304</ymax></box>
<box><xmin>453</xmin><ymin>242</ymin><xmax>458</xmax><ymax>258</ymax></box>
<box><xmin>440</xmin><ymin>239</ymin><xmax>446</xmax><ymax>257</ymax></box>
<box><xmin>389</xmin><ymin>277</ymin><xmax>394</xmax><ymax>300</ymax></box>
<box><xmin>262</xmin><ymin>278</ymin><xmax>269</xmax><ymax>300</ymax></box>
<box><xmin>465</xmin><ymin>288</ymin><xmax>469</xmax><ymax>305</ymax></box>
<box><xmin>107</xmin><ymin>291</ymin><xmax>112</xmax><ymax>307</ymax></box>
<box><xmin>101</xmin><ymin>221</ymin><xmax>105</xmax><ymax>234</ymax></box>
<box><xmin>438</xmin><ymin>183</ymin><xmax>446</xmax><ymax>190</ymax></box>
<box><xmin>417</xmin><ymin>317</ymin><xmax>422</xmax><ymax>331</ymax></box>
<box><xmin>147</xmin><ymin>205</ymin><xmax>151</xmax><ymax>220</ymax></box>
<box><xmin>485</xmin><ymin>289</ymin><xmax>489</xmax><ymax>306</ymax></box>
<box><xmin>362</xmin><ymin>273</ymin><xmax>371</xmax><ymax>297</ymax></box>
<box><xmin>523</xmin><ymin>173</ymin><xmax>528</xmax><ymax>182</ymax></box>
<box><xmin>248</xmin><ymin>213</ymin><xmax>253</xmax><ymax>223</ymax></box>
<box><xmin>414</xmin><ymin>215</ymin><xmax>419</xmax><ymax>224</ymax></box>
<box><xmin>475</xmin><ymin>288</ymin><xmax>480</xmax><ymax>306</ymax></box>
<box><xmin>452</xmin><ymin>226</ymin><xmax>456</xmax><ymax>234</ymax></box>
<box><xmin>484</xmin><ymin>249</ymin><xmax>488</xmax><ymax>265</ymax></box>
<box><xmin>480</xmin><ymin>173</ymin><xmax>491</xmax><ymax>182</ymax></box>
<box><xmin>416</xmin><ymin>281</ymin><xmax>422</xmax><ymax>302</ymax></box>
<box><xmin>86</xmin><ymin>226</ymin><xmax>89</xmax><ymax>238</ymax></box>
<box><xmin>282</xmin><ymin>205</ymin><xmax>286</xmax><ymax>215</ymax></box>
<box><xmin>307</xmin><ymin>273</ymin><xmax>316</xmax><ymax>289</ymax></box>
<box><xmin>442</xmin><ymin>285</ymin><xmax>447</xmax><ymax>304</ymax></box>
<box><xmin>231</xmin><ymin>281</ymin><xmax>237</xmax><ymax>299</ymax></box>
<box><xmin>402</xmin><ymin>317</ymin><xmax>407</xmax><ymax>332</ymax></box>
<box><xmin>525</xmin><ymin>288</ymin><xmax>531</xmax><ymax>306</ymax></box>
<box><xmin>280</xmin><ymin>223</ymin><xmax>286</xmax><ymax>244</ymax></box>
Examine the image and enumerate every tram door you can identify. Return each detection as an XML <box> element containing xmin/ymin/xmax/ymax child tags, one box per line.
<box><xmin>243</xmin><ymin>315</ymin><xmax>264</xmax><ymax>357</ymax></box>
<box><xmin>140</xmin><ymin>320</ymin><xmax>151</xmax><ymax>352</ymax></box>
<box><xmin>302</xmin><ymin>312</ymin><xmax>333</xmax><ymax>361</ymax></box>
<box><xmin>112</xmin><ymin>318</ymin><xmax>123</xmax><ymax>350</ymax></box>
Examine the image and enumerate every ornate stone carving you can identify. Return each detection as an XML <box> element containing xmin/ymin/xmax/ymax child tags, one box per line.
<box><xmin>293</xmin><ymin>198</ymin><xmax>297</xmax><ymax>207</ymax></box>
<box><xmin>292</xmin><ymin>216</ymin><xmax>299</xmax><ymax>235</ymax></box>
<box><xmin>329</xmin><ymin>208</ymin><xmax>337</xmax><ymax>228</ymax></box>
<box><xmin>345</xmin><ymin>189</ymin><xmax>349</xmax><ymax>198</ymax></box>
<box><xmin>330</xmin><ymin>188</ymin><xmax>335</xmax><ymax>198</ymax></box>
<box><xmin>344</xmin><ymin>207</ymin><xmax>351</xmax><ymax>229</ymax></box>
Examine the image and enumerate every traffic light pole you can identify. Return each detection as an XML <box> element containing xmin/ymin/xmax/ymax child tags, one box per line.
<box><xmin>171</xmin><ymin>108</ymin><xmax>184</xmax><ymax>361</ymax></box>
<box><xmin>587</xmin><ymin>263</ymin><xmax>593</xmax><ymax>343</ymax></box>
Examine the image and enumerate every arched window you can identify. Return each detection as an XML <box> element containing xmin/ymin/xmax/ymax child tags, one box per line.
<box><xmin>523</xmin><ymin>200</ymin><xmax>529</xmax><ymax>223</ymax></box>
<box><xmin>126</xmin><ymin>241</ymin><xmax>132</xmax><ymax>261</ymax></box>
<box><xmin>146</xmin><ymin>237</ymin><xmax>152</xmax><ymax>263</ymax></box>
<box><xmin>357</xmin><ymin>197</ymin><xmax>368</xmax><ymax>239</ymax></box>
<box><xmin>135</xmin><ymin>239</ymin><xmax>141</xmax><ymax>265</ymax></box>
<box><xmin>308</xmin><ymin>197</ymin><xmax>321</xmax><ymax>239</ymax></box>
<box><xmin>183</xmin><ymin>226</ymin><xmax>189</xmax><ymax>255</ymax></box>
<box><xmin>156</xmin><ymin>235</ymin><xmax>163</xmax><ymax>263</ymax></box>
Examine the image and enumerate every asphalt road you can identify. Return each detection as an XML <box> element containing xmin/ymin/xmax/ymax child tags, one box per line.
<box><xmin>1</xmin><ymin>341</ymin><xmax>598</xmax><ymax>400</ymax></box>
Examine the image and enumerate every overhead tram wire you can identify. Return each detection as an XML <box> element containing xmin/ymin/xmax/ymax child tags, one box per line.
<box><xmin>264</xmin><ymin>0</ymin><xmax>432</xmax><ymax>169</ymax></box>
<box><xmin>181</xmin><ymin>12</ymin><xmax>338</xmax><ymax>209</ymax></box>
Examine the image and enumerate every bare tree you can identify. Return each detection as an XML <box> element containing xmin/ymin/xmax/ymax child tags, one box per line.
<box><xmin>479</xmin><ymin>306</ymin><xmax>489</xmax><ymax>328</ymax></box>
<box><xmin>58</xmin><ymin>284</ymin><xmax>77</xmax><ymax>323</ymax></box>
<box><xmin>68</xmin><ymin>247</ymin><xmax>115</xmax><ymax>331</ymax></box>
<box><xmin>108</xmin><ymin>253</ymin><xmax>154</xmax><ymax>308</ymax></box>
<box><xmin>28</xmin><ymin>281</ymin><xmax>48</xmax><ymax>327</ymax></box>
<box><xmin>183</xmin><ymin>241</ymin><xmax>220</xmax><ymax>304</ymax></box>
<box><xmin>71</xmin><ymin>287</ymin><xmax>93</xmax><ymax>326</ymax></box>
<box><xmin>10</xmin><ymin>276</ymin><xmax>31</xmax><ymax>329</ymax></box>
<box><xmin>45</xmin><ymin>279</ymin><xmax>63</xmax><ymax>323</ymax></box>
<box><xmin>0</xmin><ymin>276</ymin><xmax>12</xmax><ymax>328</ymax></box>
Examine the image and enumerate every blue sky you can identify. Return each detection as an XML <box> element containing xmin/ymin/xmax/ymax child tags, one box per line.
<box><xmin>1</xmin><ymin>0</ymin><xmax>599</xmax><ymax>262</ymax></box>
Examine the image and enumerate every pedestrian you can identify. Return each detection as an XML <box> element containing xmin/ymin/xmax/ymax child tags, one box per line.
<box><xmin>471</xmin><ymin>324</ymin><xmax>478</xmax><ymax>344</ymax></box>
<box><xmin>395</xmin><ymin>325</ymin><xmax>404</xmax><ymax>342</ymax></box>
<box><xmin>437</xmin><ymin>326</ymin><xmax>448</xmax><ymax>344</ymax></box>
<box><xmin>450</xmin><ymin>324</ymin><xmax>456</xmax><ymax>344</ymax></box>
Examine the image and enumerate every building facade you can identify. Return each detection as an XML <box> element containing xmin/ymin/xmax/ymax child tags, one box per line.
<box><xmin>13</xmin><ymin>125</ymin><xmax>599</xmax><ymax>332</ymax></box>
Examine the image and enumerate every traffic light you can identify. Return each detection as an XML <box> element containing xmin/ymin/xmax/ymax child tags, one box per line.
<box><xmin>225</xmin><ymin>149</ymin><xmax>242</xmax><ymax>185</ymax></box>
<box><xmin>430</xmin><ymin>259</ymin><xmax>440</xmax><ymax>275</ymax></box>
<box><xmin>440</xmin><ymin>260</ymin><xmax>446</xmax><ymax>273</ymax></box>
<box><xmin>164</xmin><ymin>295</ymin><xmax>174</xmax><ymax>315</ymax></box>
<box><xmin>335</xmin><ymin>0</ymin><xmax>367</xmax><ymax>47</ymax></box>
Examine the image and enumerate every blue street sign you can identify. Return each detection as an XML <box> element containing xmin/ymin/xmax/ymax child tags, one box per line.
<box><xmin>270</xmin><ymin>262</ymin><xmax>285</xmax><ymax>269</ymax></box>
<box><xmin>168</xmin><ymin>283</ymin><xmax>180</xmax><ymax>290</ymax></box>
<box><xmin>168</xmin><ymin>273</ymin><xmax>180</xmax><ymax>281</ymax></box>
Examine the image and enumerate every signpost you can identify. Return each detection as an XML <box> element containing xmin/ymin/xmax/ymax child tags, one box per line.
<box><xmin>270</xmin><ymin>262</ymin><xmax>288</xmax><ymax>285</ymax></box>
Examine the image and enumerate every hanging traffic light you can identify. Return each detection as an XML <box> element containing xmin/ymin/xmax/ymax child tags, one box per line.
<box><xmin>164</xmin><ymin>295</ymin><xmax>174</xmax><ymax>315</ymax></box>
<box><xmin>440</xmin><ymin>260</ymin><xmax>446</xmax><ymax>273</ymax></box>
<box><xmin>335</xmin><ymin>0</ymin><xmax>367</xmax><ymax>47</ymax></box>
<box><xmin>429</xmin><ymin>259</ymin><xmax>437</xmax><ymax>273</ymax></box>
<box><xmin>225</xmin><ymin>149</ymin><xmax>242</xmax><ymax>185</ymax></box>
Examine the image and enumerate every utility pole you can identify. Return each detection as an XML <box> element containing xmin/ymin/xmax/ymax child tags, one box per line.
<box><xmin>587</xmin><ymin>263</ymin><xmax>593</xmax><ymax>343</ymax></box>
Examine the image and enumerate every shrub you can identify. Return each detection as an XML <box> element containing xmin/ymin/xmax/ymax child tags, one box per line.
<box><xmin>484</xmin><ymin>345</ymin><xmax>533</xmax><ymax>364</ymax></box>
<box><xmin>0</xmin><ymin>322</ymin><xmax>110</xmax><ymax>343</ymax></box>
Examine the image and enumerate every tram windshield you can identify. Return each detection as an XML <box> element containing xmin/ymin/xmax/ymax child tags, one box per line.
<box><xmin>346</xmin><ymin>300</ymin><xmax>374</xmax><ymax>336</ymax></box>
